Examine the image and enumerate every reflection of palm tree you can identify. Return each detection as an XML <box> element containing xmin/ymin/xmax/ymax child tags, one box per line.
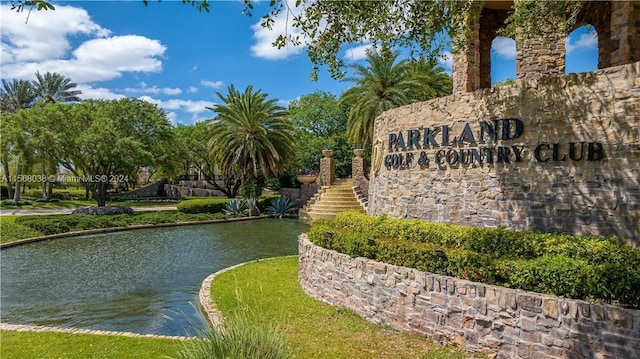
<box><xmin>33</xmin><ymin>71</ymin><xmax>82</xmax><ymax>104</ymax></box>
<box><xmin>207</xmin><ymin>85</ymin><xmax>294</xmax><ymax>187</ymax></box>
<box><xmin>340</xmin><ymin>48</ymin><xmax>452</xmax><ymax>149</ymax></box>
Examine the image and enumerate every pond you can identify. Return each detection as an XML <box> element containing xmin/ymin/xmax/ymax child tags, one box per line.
<box><xmin>0</xmin><ymin>219</ymin><xmax>308</xmax><ymax>337</ymax></box>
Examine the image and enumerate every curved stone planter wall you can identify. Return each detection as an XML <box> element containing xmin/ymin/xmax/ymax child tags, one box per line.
<box><xmin>298</xmin><ymin>236</ymin><xmax>640</xmax><ymax>359</ymax></box>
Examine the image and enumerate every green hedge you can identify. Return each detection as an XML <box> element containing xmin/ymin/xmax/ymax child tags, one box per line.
<box><xmin>176</xmin><ymin>198</ymin><xmax>231</xmax><ymax>213</ymax></box>
<box><xmin>176</xmin><ymin>196</ymin><xmax>278</xmax><ymax>214</ymax></box>
<box><xmin>14</xmin><ymin>212</ymin><xmax>228</xmax><ymax>236</ymax></box>
<box><xmin>308</xmin><ymin>212</ymin><xmax>640</xmax><ymax>308</ymax></box>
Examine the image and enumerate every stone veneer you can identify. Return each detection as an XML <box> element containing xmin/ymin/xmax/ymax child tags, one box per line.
<box><xmin>299</xmin><ymin>236</ymin><xmax>640</xmax><ymax>359</ymax></box>
<box><xmin>369</xmin><ymin>62</ymin><xmax>639</xmax><ymax>245</ymax></box>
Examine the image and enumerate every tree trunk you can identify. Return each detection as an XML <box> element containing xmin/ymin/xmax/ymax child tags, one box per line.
<box><xmin>2</xmin><ymin>158</ymin><xmax>13</xmax><ymax>199</ymax></box>
<box><xmin>93</xmin><ymin>181</ymin><xmax>109</xmax><ymax>207</ymax></box>
<box><xmin>13</xmin><ymin>159</ymin><xmax>22</xmax><ymax>201</ymax></box>
<box><xmin>40</xmin><ymin>162</ymin><xmax>47</xmax><ymax>199</ymax></box>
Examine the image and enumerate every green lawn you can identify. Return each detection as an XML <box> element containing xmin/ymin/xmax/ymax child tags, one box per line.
<box><xmin>0</xmin><ymin>330</ymin><xmax>182</xmax><ymax>359</ymax></box>
<box><xmin>0</xmin><ymin>211</ymin><xmax>229</xmax><ymax>244</ymax></box>
<box><xmin>0</xmin><ymin>199</ymin><xmax>179</xmax><ymax>210</ymax></box>
<box><xmin>209</xmin><ymin>256</ymin><xmax>481</xmax><ymax>359</ymax></box>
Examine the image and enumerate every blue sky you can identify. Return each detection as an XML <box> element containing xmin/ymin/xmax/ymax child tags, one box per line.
<box><xmin>1</xmin><ymin>1</ymin><xmax>599</xmax><ymax>125</ymax></box>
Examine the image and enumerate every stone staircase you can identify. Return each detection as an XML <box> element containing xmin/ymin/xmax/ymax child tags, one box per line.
<box><xmin>299</xmin><ymin>179</ymin><xmax>367</xmax><ymax>223</ymax></box>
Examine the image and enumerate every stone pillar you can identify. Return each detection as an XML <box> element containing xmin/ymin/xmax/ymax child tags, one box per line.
<box><xmin>351</xmin><ymin>149</ymin><xmax>368</xmax><ymax>201</ymax></box>
<box><xmin>610</xmin><ymin>1</ymin><xmax>640</xmax><ymax>67</ymax></box>
<box><xmin>515</xmin><ymin>11</ymin><xmax>566</xmax><ymax>82</ymax></box>
<box><xmin>452</xmin><ymin>14</ymin><xmax>481</xmax><ymax>94</ymax></box>
<box><xmin>319</xmin><ymin>150</ymin><xmax>335</xmax><ymax>186</ymax></box>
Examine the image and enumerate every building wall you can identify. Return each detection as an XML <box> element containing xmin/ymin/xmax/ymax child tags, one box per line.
<box><xmin>299</xmin><ymin>236</ymin><xmax>640</xmax><ymax>359</ymax></box>
<box><xmin>368</xmin><ymin>62</ymin><xmax>639</xmax><ymax>245</ymax></box>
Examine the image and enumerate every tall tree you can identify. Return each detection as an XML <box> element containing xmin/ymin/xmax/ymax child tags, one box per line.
<box><xmin>340</xmin><ymin>48</ymin><xmax>424</xmax><ymax>149</ymax></box>
<box><xmin>406</xmin><ymin>59</ymin><xmax>453</xmax><ymax>100</ymax></box>
<box><xmin>207</xmin><ymin>85</ymin><xmax>294</xmax><ymax>197</ymax></box>
<box><xmin>287</xmin><ymin>90</ymin><xmax>351</xmax><ymax>178</ymax></box>
<box><xmin>16</xmin><ymin>99</ymin><xmax>173</xmax><ymax>206</ymax></box>
<box><xmin>172</xmin><ymin>122</ymin><xmax>240</xmax><ymax>198</ymax></box>
<box><xmin>1</xmin><ymin>79</ymin><xmax>38</xmax><ymax>200</ymax></box>
<box><xmin>31</xmin><ymin>71</ymin><xmax>82</xmax><ymax>198</ymax></box>
<box><xmin>32</xmin><ymin>71</ymin><xmax>82</xmax><ymax>104</ymax></box>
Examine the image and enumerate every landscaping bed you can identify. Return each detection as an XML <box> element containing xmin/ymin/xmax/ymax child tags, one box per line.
<box><xmin>308</xmin><ymin>212</ymin><xmax>640</xmax><ymax>308</ymax></box>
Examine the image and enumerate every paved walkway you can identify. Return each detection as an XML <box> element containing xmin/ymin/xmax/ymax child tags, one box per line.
<box><xmin>0</xmin><ymin>206</ymin><xmax>177</xmax><ymax>216</ymax></box>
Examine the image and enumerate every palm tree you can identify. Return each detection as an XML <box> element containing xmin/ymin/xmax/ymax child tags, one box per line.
<box><xmin>340</xmin><ymin>47</ymin><xmax>453</xmax><ymax>149</ymax></box>
<box><xmin>0</xmin><ymin>79</ymin><xmax>37</xmax><ymax>112</ymax></box>
<box><xmin>1</xmin><ymin>79</ymin><xmax>38</xmax><ymax>200</ymax></box>
<box><xmin>207</xmin><ymin>85</ymin><xmax>295</xmax><ymax>199</ymax></box>
<box><xmin>31</xmin><ymin>71</ymin><xmax>82</xmax><ymax>199</ymax></box>
<box><xmin>406</xmin><ymin>59</ymin><xmax>453</xmax><ymax>100</ymax></box>
<box><xmin>33</xmin><ymin>71</ymin><xmax>82</xmax><ymax>104</ymax></box>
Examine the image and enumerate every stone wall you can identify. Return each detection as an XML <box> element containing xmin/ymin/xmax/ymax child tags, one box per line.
<box><xmin>121</xmin><ymin>177</ymin><xmax>167</xmax><ymax>197</ymax></box>
<box><xmin>369</xmin><ymin>62</ymin><xmax>639</xmax><ymax>245</ymax></box>
<box><xmin>299</xmin><ymin>236</ymin><xmax>640</xmax><ymax>359</ymax></box>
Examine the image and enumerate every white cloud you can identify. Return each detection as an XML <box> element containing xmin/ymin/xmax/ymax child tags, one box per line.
<box><xmin>138</xmin><ymin>95</ymin><xmax>215</xmax><ymax>124</ymax></box>
<box><xmin>124</xmin><ymin>83</ymin><xmax>182</xmax><ymax>96</ymax></box>
<box><xmin>343</xmin><ymin>43</ymin><xmax>372</xmax><ymax>62</ymax></box>
<box><xmin>201</xmin><ymin>80</ymin><xmax>224</xmax><ymax>89</ymax></box>
<box><xmin>187</xmin><ymin>86</ymin><xmax>198</xmax><ymax>93</ymax></box>
<box><xmin>491</xmin><ymin>36</ymin><xmax>516</xmax><ymax>60</ymax></box>
<box><xmin>76</xmin><ymin>85</ymin><xmax>125</xmax><ymax>101</ymax></box>
<box><xmin>250</xmin><ymin>2</ymin><xmax>307</xmax><ymax>60</ymax></box>
<box><xmin>1</xmin><ymin>5</ymin><xmax>166</xmax><ymax>83</ymax></box>
<box><xmin>565</xmin><ymin>31</ymin><xmax>597</xmax><ymax>54</ymax></box>
<box><xmin>0</xmin><ymin>5</ymin><xmax>110</xmax><ymax>63</ymax></box>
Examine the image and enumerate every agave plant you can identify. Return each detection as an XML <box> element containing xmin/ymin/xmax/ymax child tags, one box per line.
<box><xmin>265</xmin><ymin>197</ymin><xmax>297</xmax><ymax>218</ymax></box>
<box><xmin>222</xmin><ymin>199</ymin><xmax>249</xmax><ymax>217</ymax></box>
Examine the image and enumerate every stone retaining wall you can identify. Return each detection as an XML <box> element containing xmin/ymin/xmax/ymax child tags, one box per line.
<box><xmin>298</xmin><ymin>236</ymin><xmax>640</xmax><ymax>359</ymax></box>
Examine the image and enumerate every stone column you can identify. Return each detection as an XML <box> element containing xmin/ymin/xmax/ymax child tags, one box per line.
<box><xmin>452</xmin><ymin>14</ymin><xmax>481</xmax><ymax>94</ymax></box>
<box><xmin>351</xmin><ymin>149</ymin><xmax>368</xmax><ymax>201</ymax></box>
<box><xmin>610</xmin><ymin>1</ymin><xmax>640</xmax><ymax>67</ymax></box>
<box><xmin>319</xmin><ymin>150</ymin><xmax>335</xmax><ymax>186</ymax></box>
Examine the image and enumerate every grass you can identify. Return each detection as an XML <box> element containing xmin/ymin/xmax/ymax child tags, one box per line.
<box><xmin>0</xmin><ymin>198</ymin><xmax>179</xmax><ymax>209</ymax></box>
<box><xmin>210</xmin><ymin>256</ymin><xmax>481</xmax><ymax>359</ymax></box>
<box><xmin>0</xmin><ymin>257</ymin><xmax>481</xmax><ymax>358</ymax></box>
<box><xmin>0</xmin><ymin>211</ymin><xmax>229</xmax><ymax>244</ymax></box>
<box><xmin>0</xmin><ymin>330</ymin><xmax>182</xmax><ymax>359</ymax></box>
<box><xmin>0</xmin><ymin>216</ymin><xmax>45</xmax><ymax>243</ymax></box>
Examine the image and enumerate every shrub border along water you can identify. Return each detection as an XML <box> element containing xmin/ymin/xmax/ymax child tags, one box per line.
<box><xmin>308</xmin><ymin>212</ymin><xmax>640</xmax><ymax>308</ymax></box>
<box><xmin>1</xmin><ymin>216</ymin><xmax>268</xmax><ymax>249</ymax></box>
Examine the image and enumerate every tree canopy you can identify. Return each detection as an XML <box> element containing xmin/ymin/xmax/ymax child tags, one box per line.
<box><xmin>287</xmin><ymin>90</ymin><xmax>351</xmax><ymax>178</ymax></box>
<box><xmin>12</xmin><ymin>98</ymin><xmax>173</xmax><ymax>206</ymax></box>
<box><xmin>13</xmin><ymin>0</ymin><xmax>587</xmax><ymax>80</ymax></box>
<box><xmin>207</xmin><ymin>85</ymin><xmax>295</xmax><ymax>196</ymax></box>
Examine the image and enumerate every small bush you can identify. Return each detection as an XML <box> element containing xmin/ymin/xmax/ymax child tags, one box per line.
<box><xmin>0</xmin><ymin>199</ymin><xmax>33</xmax><ymax>206</ymax></box>
<box><xmin>265</xmin><ymin>197</ymin><xmax>297</xmax><ymax>218</ymax></box>
<box><xmin>222</xmin><ymin>199</ymin><xmax>249</xmax><ymax>217</ymax></box>
<box><xmin>175</xmin><ymin>312</ymin><xmax>290</xmax><ymax>359</ymax></box>
<box><xmin>177</xmin><ymin>198</ymin><xmax>230</xmax><ymax>214</ymax></box>
<box><xmin>71</xmin><ymin>206</ymin><xmax>134</xmax><ymax>215</ymax></box>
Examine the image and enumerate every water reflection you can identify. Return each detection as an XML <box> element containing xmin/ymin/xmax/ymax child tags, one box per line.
<box><xmin>1</xmin><ymin>219</ymin><xmax>307</xmax><ymax>336</ymax></box>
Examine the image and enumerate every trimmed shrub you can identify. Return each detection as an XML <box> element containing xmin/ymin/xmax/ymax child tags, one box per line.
<box><xmin>176</xmin><ymin>198</ymin><xmax>231</xmax><ymax>214</ymax></box>
<box><xmin>71</xmin><ymin>206</ymin><xmax>133</xmax><ymax>215</ymax></box>
<box><xmin>308</xmin><ymin>212</ymin><xmax>640</xmax><ymax>308</ymax></box>
<box><xmin>1</xmin><ymin>199</ymin><xmax>33</xmax><ymax>206</ymax></box>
